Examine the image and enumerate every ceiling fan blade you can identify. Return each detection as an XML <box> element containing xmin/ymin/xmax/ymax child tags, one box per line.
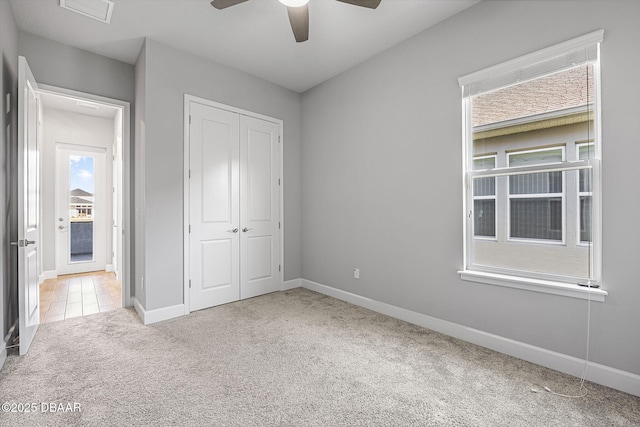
<box><xmin>210</xmin><ymin>0</ymin><xmax>249</xmax><ymax>10</ymax></box>
<box><xmin>336</xmin><ymin>0</ymin><xmax>381</xmax><ymax>9</ymax></box>
<box><xmin>287</xmin><ymin>4</ymin><xmax>309</xmax><ymax>43</ymax></box>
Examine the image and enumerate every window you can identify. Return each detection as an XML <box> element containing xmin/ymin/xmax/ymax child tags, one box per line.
<box><xmin>507</xmin><ymin>147</ymin><xmax>564</xmax><ymax>242</ymax></box>
<box><xmin>577</xmin><ymin>143</ymin><xmax>594</xmax><ymax>244</ymax></box>
<box><xmin>473</xmin><ymin>155</ymin><xmax>496</xmax><ymax>238</ymax></box>
<box><xmin>458</xmin><ymin>30</ymin><xmax>606</xmax><ymax>301</ymax></box>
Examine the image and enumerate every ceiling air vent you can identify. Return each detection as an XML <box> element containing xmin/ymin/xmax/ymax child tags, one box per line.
<box><xmin>60</xmin><ymin>0</ymin><xmax>114</xmax><ymax>24</ymax></box>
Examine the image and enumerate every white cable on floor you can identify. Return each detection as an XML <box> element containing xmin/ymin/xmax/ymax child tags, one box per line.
<box><xmin>543</xmin><ymin>282</ymin><xmax>592</xmax><ymax>399</ymax></box>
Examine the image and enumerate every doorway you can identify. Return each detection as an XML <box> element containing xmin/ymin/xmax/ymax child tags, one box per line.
<box><xmin>36</xmin><ymin>86</ymin><xmax>129</xmax><ymax>322</ymax></box>
<box><xmin>16</xmin><ymin>56</ymin><xmax>130</xmax><ymax>355</ymax></box>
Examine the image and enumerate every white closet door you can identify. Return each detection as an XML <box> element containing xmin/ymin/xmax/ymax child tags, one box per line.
<box><xmin>239</xmin><ymin>115</ymin><xmax>281</xmax><ymax>299</ymax></box>
<box><xmin>189</xmin><ymin>103</ymin><xmax>240</xmax><ymax>311</ymax></box>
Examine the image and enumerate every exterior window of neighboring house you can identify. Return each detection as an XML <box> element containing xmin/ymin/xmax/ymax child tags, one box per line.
<box><xmin>578</xmin><ymin>143</ymin><xmax>594</xmax><ymax>244</ymax></box>
<box><xmin>507</xmin><ymin>147</ymin><xmax>565</xmax><ymax>243</ymax></box>
<box><xmin>473</xmin><ymin>155</ymin><xmax>496</xmax><ymax>238</ymax></box>
<box><xmin>458</xmin><ymin>30</ymin><xmax>606</xmax><ymax>301</ymax></box>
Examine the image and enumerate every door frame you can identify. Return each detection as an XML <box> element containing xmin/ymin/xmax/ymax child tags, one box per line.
<box><xmin>183</xmin><ymin>94</ymin><xmax>284</xmax><ymax>314</ymax></box>
<box><xmin>37</xmin><ymin>84</ymin><xmax>131</xmax><ymax>309</ymax></box>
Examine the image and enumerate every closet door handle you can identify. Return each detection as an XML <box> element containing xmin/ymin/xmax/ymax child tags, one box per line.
<box><xmin>242</xmin><ymin>227</ymin><xmax>253</xmax><ymax>233</ymax></box>
<box><xmin>227</xmin><ymin>228</ymin><xmax>238</xmax><ymax>233</ymax></box>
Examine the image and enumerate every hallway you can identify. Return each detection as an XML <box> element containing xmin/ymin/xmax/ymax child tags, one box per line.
<box><xmin>39</xmin><ymin>272</ymin><xmax>122</xmax><ymax>323</ymax></box>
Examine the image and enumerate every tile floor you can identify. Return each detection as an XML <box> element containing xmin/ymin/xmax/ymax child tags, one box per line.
<box><xmin>39</xmin><ymin>271</ymin><xmax>122</xmax><ymax>324</ymax></box>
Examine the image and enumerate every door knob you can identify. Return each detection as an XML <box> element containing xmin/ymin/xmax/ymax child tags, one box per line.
<box><xmin>227</xmin><ymin>228</ymin><xmax>238</xmax><ymax>233</ymax></box>
<box><xmin>242</xmin><ymin>227</ymin><xmax>253</xmax><ymax>233</ymax></box>
<box><xmin>10</xmin><ymin>240</ymin><xmax>34</xmax><ymax>247</ymax></box>
<box><xmin>58</xmin><ymin>225</ymin><xmax>66</xmax><ymax>229</ymax></box>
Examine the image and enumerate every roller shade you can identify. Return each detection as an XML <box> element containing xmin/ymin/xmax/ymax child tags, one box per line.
<box><xmin>459</xmin><ymin>30</ymin><xmax>603</xmax><ymax>98</ymax></box>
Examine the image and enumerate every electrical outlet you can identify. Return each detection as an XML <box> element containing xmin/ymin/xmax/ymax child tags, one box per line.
<box><xmin>353</xmin><ymin>268</ymin><xmax>359</xmax><ymax>279</ymax></box>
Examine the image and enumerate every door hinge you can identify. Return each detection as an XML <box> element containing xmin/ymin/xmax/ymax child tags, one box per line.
<box><xmin>278</xmin><ymin>135</ymin><xmax>281</xmax><ymax>143</ymax></box>
<box><xmin>278</xmin><ymin>222</ymin><xmax>281</xmax><ymax>229</ymax></box>
<box><xmin>189</xmin><ymin>169</ymin><xmax>191</xmax><ymax>179</ymax></box>
<box><xmin>189</xmin><ymin>225</ymin><xmax>191</xmax><ymax>233</ymax></box>
<box><xmin>278</xmin><ymin>178</ymin><xmax>280</xmax><ymax>186</ymax></box>
<box><xmin>279</xmin><ymin>265</ymin><xmax>281</xmax><ymax>272</ymax></box>
<box><xmin>189</xmin><ymin>115</ymin><xmax>192</xmax><ymax>125</ymax></box>
<box><xmin>189</xmin><ymin>279</ymin><xmax>191</xmax><ymax>288</ymax></box>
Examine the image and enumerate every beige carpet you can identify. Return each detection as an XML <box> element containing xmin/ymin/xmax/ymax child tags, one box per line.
<box><xmin>0</xmin><ymin>288</ymin><xmax>638</xmax><ymax>426</ymax></box>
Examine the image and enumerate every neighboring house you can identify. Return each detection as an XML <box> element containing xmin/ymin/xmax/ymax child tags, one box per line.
<box><xmin>70</xmin><ymin>188</ymin><xmax>94</xmax><ymax>219</ymax></box>
<box><xmin>471</xmin><ymin>65</ymin><xmax>594</xmax><ymax>279</ymax></box>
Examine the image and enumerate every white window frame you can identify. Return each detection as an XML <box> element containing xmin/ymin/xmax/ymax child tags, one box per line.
<box><xmin>506</xmin><ymin>146</ymin><xmax>566</xmax><ymax>245</ymax></box>
<box><xmin>472</xmin><ymin>154</ymin><xmax>497</xmax><ymax>241</ymax></box>
<box><xmin>458</xmin><ymin>30</ymin><xmax>606</xmax><ymax>302</ymax></box>
<box><xmin>576</xmin><ymin>142</ymin><xmax>595</xmax><ymax>246</ymax></box>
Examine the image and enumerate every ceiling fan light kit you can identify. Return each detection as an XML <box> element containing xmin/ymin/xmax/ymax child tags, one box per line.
<box><xmin>210</xmin><ymin>0</ymin><xmax>381</xmax><ymax>43</ymax></box>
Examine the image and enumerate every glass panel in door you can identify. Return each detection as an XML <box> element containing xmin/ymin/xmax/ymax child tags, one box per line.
<box><xmin>69</xmin><ymin>155</ymin><xmax>95</xmax><ymax>263</ymax></box>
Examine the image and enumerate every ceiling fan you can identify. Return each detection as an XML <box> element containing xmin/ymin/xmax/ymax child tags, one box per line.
<box><xmin>210</xmin><ymin>0</ymin><xmax>382</xmax><ymax>43</ymax></box>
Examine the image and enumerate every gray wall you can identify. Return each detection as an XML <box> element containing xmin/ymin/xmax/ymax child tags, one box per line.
<box><xmin>134</xmin><ymin>41</ymin><xmax>146</xmax><ymax>308</ymax></box>
<box><xmin>1</xmin><ymin>0</ymin><xmax>19</xmax><ymax>346</ymax></box>
<box><xmin>301</xmin><ymin>0</ymin><xmax>640</xmax><ymax>375</ymax></box>
<box><xmin>138</xmin><ymin>39</ymin><xmax>302</xmax><ymax>310</ymax></box>
<box><xmin>18</xmin><ymin>32</ymin><xmax>134</xmax><ymax>105</ymax></box>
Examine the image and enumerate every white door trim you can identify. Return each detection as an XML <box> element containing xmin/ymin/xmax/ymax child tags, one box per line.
<box><xmin>36</xmin><ymin>83</ymin><xmax>131</xmax><ymax>309</ymax></box>
<box><xmin>183</xmin><ymin>94</ymin><xmax>284</xmax><ymax>314</ymax></box>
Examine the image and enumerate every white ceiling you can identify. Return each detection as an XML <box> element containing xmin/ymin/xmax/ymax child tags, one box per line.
<box><xmin>10</xmin><ymin>0</ymin><xmax>479</xmax><ymax>93</ymax></box>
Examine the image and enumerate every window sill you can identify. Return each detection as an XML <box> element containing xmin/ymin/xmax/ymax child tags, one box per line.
<box><xmin>457</xmin><ymin>270</ymin><xmax>607</xmax><ymax>302</ymax></box>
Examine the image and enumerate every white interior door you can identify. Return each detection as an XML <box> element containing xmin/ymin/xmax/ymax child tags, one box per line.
<box><xmin>239</xmin><ymin>115</ymin><xmax>281</xmax><ymax>299</ymax></box>
<box><xmin>188</xmin><ymin>101</ymin><xmax>281</xmax><ymax>311</ymax></box>
<box><xmin>189</xmin><ymin>102</ymin><xmax>241</xmax><ymax>311</ymax></box>
<box><xmin>55</xmin><ymin>144</ymin><xmax>106</xmax><ymax>275</ymax></box>
<box><xmin>17</xmin><ymin>56</ymin><xmax>40</xmax><ymax>355</ymax></box>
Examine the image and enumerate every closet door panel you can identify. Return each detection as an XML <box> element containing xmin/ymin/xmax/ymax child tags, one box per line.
<box><xmin>189</xmin><ymin>103</ymin><xmax>240</xmax><ymax>311</ymax></box>
<box><xmin>240</xmin><ymin>115</ymin><xmax>281</xmax><ymax>299</ymax></box>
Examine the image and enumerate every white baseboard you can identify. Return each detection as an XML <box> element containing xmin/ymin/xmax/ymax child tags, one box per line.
<box><xmin>282</xmin><ymin>278</ymin><xmax>301</xmax><ymax>290</ymax></box>
<box><xmin>105</xmin><ymin>264</ymin><xmax>114</xmax><ymax>273</ymax></box>
<box><xmin>39</xmin><ymin>270</ymin><xmax>57</xmax><ymax>284</ymax></box>
<box><xmin>132</xmin><ymin>297</ymin><xmax>185</xmax><ymax>325</ymax></box>
<box><xmin>301</xmin><ymin>279</ymin><xmax>640</xmax><ymax>398</ymax></box>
